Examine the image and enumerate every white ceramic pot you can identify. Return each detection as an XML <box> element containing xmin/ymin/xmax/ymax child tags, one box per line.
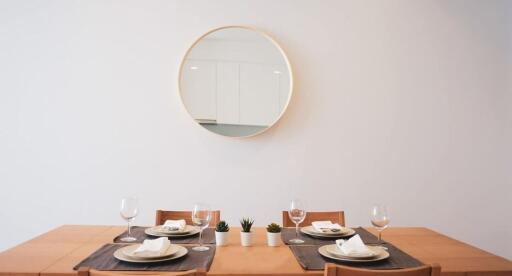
<box><xmin>267</xmin><ymin>232</ymin><xmax>281</xmax><ymax>247</ymax></box>
<box><xmin>215</xmin><ymin>231</ymin><xmax>229</xmax><ymax>246</ymax></box>
<box><xmin>240</xmin><ymin>231</ymin><xmax>253</xmax><ymax>246</ymax></box>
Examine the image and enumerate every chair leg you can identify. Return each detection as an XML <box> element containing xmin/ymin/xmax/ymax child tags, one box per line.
<box><xmin>195</xmin><ymin>268</ymin><xmax>207</xmax><ymax>276</ymax></box>
<box><xmin>324</xmin><ymin>263</ymin><xmax>337</xmax><ymax>276</ymax></box>
<box><xmin>431</xmin><ymin>263</ymin><xmax>441</xmax><ymax>276</ymax></box>
<box><xmin>77</xmin><ymin>267</ymin><xmax>90</xmax><ymax>276</ymax></box>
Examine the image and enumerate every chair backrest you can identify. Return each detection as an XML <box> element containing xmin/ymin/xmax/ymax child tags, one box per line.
<box><xmin>78</xmin><ymin>267</ymin><xmax>206</xmax><ymax>276</ymax></box>
<box><xmin>282</xmin><ymin>211</ymin><xmax>345</xmax><ymax>227</ymax></box>
<box><xmin>324</xmin><ymin>263</ymin><xmax>441</xmax><ymax>276</ymax></box>
<box><xmin>155</xmin><ymin>210</ymin><xmax>221</xmax><ymax>227</ymax></box>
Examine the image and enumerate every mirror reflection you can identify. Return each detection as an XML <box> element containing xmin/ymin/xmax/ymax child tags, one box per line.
<box><xmin>179</xmin><ymin>26</ymin><xmax>293</xmax><ymax>137</ymax></box>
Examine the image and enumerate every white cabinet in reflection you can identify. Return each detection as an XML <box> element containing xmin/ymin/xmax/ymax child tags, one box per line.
<box><xmin>239</xmin><ymin>63</ymin><xmax>279</xmax><ymax>126</ymax></box>
<box><xmin>216</xmin><ymin>62</ymin><xmax>239</xmax><ymax>125</ymax></box>
<box><xmin>181</xmin><ymin>60</ymin><xmax>217</xmax><ymax>121</ymax></box>
<box><xmin>183</xmin><ymin>60</ymin><xmax>285</xmax><ymax>127</ymax></box>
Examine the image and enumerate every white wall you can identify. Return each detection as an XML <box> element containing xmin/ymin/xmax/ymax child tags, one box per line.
<box><xmin>0</xmin><ymin>0</ymin><xmax>511</xmax><ymax>259</ymax></box>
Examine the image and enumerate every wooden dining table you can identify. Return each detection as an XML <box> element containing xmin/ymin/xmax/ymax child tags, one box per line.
<box><xmin>0</xmin><ymin>225</ymin><xmax>510</xmax><ymax>276</ymax></box>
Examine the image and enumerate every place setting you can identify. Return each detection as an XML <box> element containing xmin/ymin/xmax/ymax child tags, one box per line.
<box><xmin>74</xmin><ymin>201</ymin><xmax>216</xmax><ymax>272</ymax></box>
<box><xmin>281</xmin><ymin>200</ymin><xmax>379</xmax><ymax>246</ymax></box>
<box><xmin>301</xmin><ymin>221</ymin><xmax>356</xmax><ymax>238</ymax></box>
<box><xmin>318</xmin><ymin>235</ymin><xmax>389</xmax><ymax>263</ymax></box>
<box><xmin>113</xmin><ymin>199</ymin><xmax>216</xmax><ymax>245</ymax></box>
<box><xmin>285</xmin><ymin>202</ymin><xmax>423</xmax><ymax>270</ymax></box>
<box><xmin>145</xmin><ymin>221</ymin><xmax>199</xmax><ymax>237</ymax></box>
<box><xmin>113</xmin><ymin>237</ymin><xmax>188</xmax><ymax>264</ymax></box>
<box><xmin>289</xmin><ymin>233</ymin><xmax>423</xmax><ymax>270</ymax></box>
<box><xmin>73</xmin><ymin>236</ymin><xmax>216</xmax><ymax>271</ymax></box>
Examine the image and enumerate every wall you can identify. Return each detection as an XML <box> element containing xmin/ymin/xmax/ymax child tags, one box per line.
<box><xmin>0</xmin><ymin>0</ymin><xmax>511</xmax><ymax>259</ymax></box>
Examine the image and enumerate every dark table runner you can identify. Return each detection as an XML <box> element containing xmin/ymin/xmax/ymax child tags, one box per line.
<box><xmin>289</xmin><ymin>243</ymin><xmax>423</xmax><ymax>270</ymax></box>
<box><xmin>113</xmin><ymin>226</ymin><xmax>216</xmax><ymax>244</ymax></box>
<box><xmin>281</xmin><ymin>227</ymin><xmax>380</xmax><ymax>245</ymax></box>
<box><xmin>285</xmin><ymin>227</ymin><xmax>423</xmax><ymax>270</ymax></box>
<box><xmin>74</xmin><ymin>244</ymin><xmax>215</xmax><ymax>271</ymax></box>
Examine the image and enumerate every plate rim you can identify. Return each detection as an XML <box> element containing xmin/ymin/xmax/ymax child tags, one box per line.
<box><xmin>119</xmin><ymin>243</ymin><xmax>181</xmax><ymax>260</ymax></box>
<box><xmin>323</xmin><ymin>243</ymin><xmax>380</xmax><ymax>259</ymax></box>
<box><xmin>145</xmin><ymin>227</ymin><xmax>200</xmax><ymax>237</ymax></box>
<box><xmin>114</xmin><ymin>244</ymin><xmax>188</xmax><ymax>263</ymax></box>
<box><xmin>149</xmin><ymin>225</ymin><xmax>195</xmax><ymax>235</ymax></box>
<box><xmin>318</xmin><ymin>244</ymin><xmax>390</xmax><ymax>263</ymax></box>
<box><xmin>301</xmin><ymin>226</ymin><xmax>355</xmax><ymax>238</ymax></box>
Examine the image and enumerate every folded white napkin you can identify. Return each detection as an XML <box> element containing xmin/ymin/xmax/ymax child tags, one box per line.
<box><xmin>336</xmin><ymin>234</ymin><xmax>372</xmax><ymax>256</ymax></box>
<box><xmin>163</xmin><ymin>219</ymin><xmax>186</xmax><ymax>231</ymax></box>
<box><xmin>133</xmin><ymin>237</ymin><xmax>171</xmax><ymax>258</ymax></box>
<box><xmin>311</xmin><ymin>221</ymin><xmax>343</xmax><ymax>232</ymax></box>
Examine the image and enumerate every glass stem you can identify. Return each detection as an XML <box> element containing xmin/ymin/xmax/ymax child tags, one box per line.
<box><xmin>295</xmin><ymin>223</ymin><xmax>299</xmax><ymax>239</ymax></box>
<box><xmin>378</xmin><ymin>231</ymin><xmax>382</xmax><ymax>245</ymax></box>
<box><xmin>127</xmin><ymin>221</ymin><xmax>131</xmax><ymax>237</ymax></box>
<box><xmin>199</xmin><ymin>229</ymin><xmax>203</xmax><ymax>247</ymax></box>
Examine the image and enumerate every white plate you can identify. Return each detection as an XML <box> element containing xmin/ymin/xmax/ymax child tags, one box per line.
<box><xmin>119</xmin><ymin>243</ymin><xmax>180</xmax><ymax>259</ymax></box>
<box><xmin>150</xmin><ymin>225</ymin><xmax>195</xmax><ymax>235</ymax></box>
<box><xmin>145</xmin><ymin>226</ymin><xmax>200</xmax><ymax>237</ymax></box>
<box><xmin>325</xmin><ymin>244</ymin><xmax>379</xmax><ymax>259</ymax></box>
<box><xmin>301</xmin><ymin>226</ymin><xmax>355</xmax><ymax>238</ymax></box>
<box><xmin>114</xmin><ymin>244</ymin><xmax>188</xmax><ymax>263</ymax></box>
<box><xmin>318</xmin><ymin>244</ymin><xmax>389</xmax><ymax>263</ymax></box>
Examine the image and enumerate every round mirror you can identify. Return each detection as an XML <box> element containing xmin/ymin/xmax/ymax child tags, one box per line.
<box><xmin>179</xmin><ymin>26</ymin><xmax>293</xmax><ymax>137</ymax></box>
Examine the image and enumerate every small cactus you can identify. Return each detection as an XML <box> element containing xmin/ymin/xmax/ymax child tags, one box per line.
<box><xmin>266</xmin><ymin>223</ymin><xmax>282</xmax><ymax>233</ymax></box>
<box><xmin>215</xmin><ymin>220</ymin><xmax>230</xmax><ymax>232</ymax></box>
<box><xmin>240</xmin><ymin>217</ymin><xmax>254</xmax><ymax>232</ymax></box>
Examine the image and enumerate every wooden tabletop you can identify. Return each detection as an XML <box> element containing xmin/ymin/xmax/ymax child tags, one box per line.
<box><xmin>0</xmin><ymin>225</ymin><xmax>510</xmax><ymax>276</ymax></box>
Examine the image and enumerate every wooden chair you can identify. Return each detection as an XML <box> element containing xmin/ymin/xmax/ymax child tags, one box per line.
<box><xmin>155</xmin><ymin>210</ymin><xmax>221</xmax><ymax>227</ymax></box>
<box><xmin>282</xmin><ymin>211</ymin><xmax>345</xmax><ymax>227</ymax></box>
<box><xmin>324</xmin><ymin>263</ymin><xmax>441</xmax><ymax>276</ymax></box>
<box><xmin>78</xmin><ymin>267</ymin><xmax>206</xmax><ymax>276</ymax></box>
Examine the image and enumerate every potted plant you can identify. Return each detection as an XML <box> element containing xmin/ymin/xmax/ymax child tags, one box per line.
<box><xmin>215</xmin><ymin>221</ymin><xmax>230</xmax><ymax>246</ymax></box>
<box><xmin>266</xmin><ymin>223</ymin><xmax>282</xmax><ymax>247</ymax></box>
<box><xmin>240</xmin><ymin>217</ymin><xmax>254</xmax><ymax>246</ymax></box>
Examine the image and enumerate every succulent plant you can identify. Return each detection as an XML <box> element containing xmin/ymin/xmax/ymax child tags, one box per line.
<box><xmin>240</xmin><ymin>217</ymin><xmax>254</xmax><ymax>232</ymax></box>
<box><xmin>266</xmin><ymin>223</ymin><xmax>282</xmax><ymax>233</ymax></box>
<box><xmin>215</xmin><ymin>220</ymin><xmax>230</xmax><ymax>232</ymax></box>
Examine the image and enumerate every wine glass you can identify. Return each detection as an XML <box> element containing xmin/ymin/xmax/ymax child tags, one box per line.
<box><xmin>192</xmin><ymin>203</ymin><xmax>212</xmax><ymax>252</ymax></box>
<box><xmin>288</xmin><ymin>199</ymin><xmax>307</xmax><ymax>244</ymax></box>
<box><xmin>371</xmin><ymin>204</ymin><xmax>390</xmax><ymax>248</ymax></box>
<box><xmin>120</xmin><ymin>197</ymin><xmax>139</xmax><ymax>242</ymax></box>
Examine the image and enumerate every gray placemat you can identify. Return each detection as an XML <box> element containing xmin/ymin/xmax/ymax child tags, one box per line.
<box><xmin>281</xmin><ymin>227</ymin><xmax>380</xmax><ymax>245</ymax></box>
<box><xmin>289</xmin><ymin>243</ymin><xmax>423</xmax><ymax>270</ymax></box>
<box><xmin>113</xmin><ymin>227</ymin><xmax>215</xmax><ymax>244</ymax></box>
<box><xmin>73</xmin><ymin>244</ymin><xmax>215</xmax><ymax>271</ymax></box>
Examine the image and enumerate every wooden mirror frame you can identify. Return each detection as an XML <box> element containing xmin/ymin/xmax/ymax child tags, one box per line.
<box><xmin>178</xmin><ymin>25</ymin><xmax>294</xmax><ymax>138</ymax></box>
